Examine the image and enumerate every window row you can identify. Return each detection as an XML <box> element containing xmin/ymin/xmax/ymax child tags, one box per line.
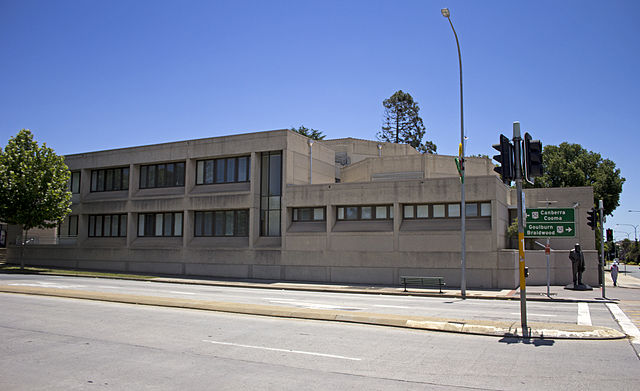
<box><xmin>90</xmin><ymin>167</ymin><xmax>129</xmax><ymax>192</ymax></box>
<box><xmin>292</xmin><ymin>207</ymin><xmax>325</xmax><ymax>222</ymax></box>
<box><xmin>140</xmin><ymin>162</ymin><xmax>185</xmax><ymax>189</ymax></box>
<box><xmin>138</xmin><ymin>212</ymin><xmax>183</xmax><ymax>237</ymax></box>
<box><xmin>337</xmin><ymin>205</ymin><xmax>393</xmax><ymax>221</ymax></box>
<box><xmin>89</xmin><ymin>214</ymin><xmax>128</xmax><ymax>237</ymax></box>
<box><xmin>403</xmin><ymin>202</ymin><xmax>491</xmax><ymax>219</ymax></box>
<box><xmin>194</xmin><ymin>210</ymin><xmax>249</xmax><ymax>237</ymax></box>
<box><xmin>294</xmin><ymin>202</ymin><xmax>491</xmax><ymax>222</ymax></box>
<box><xmin>83</xmin><ymin>156</ymin><xmax>252</xmax><ymax>193</ymax></box>
<box><xmin>196</xmin><ymin>156</ymin><xmax>249</xmax><ymax>185</ymax></box>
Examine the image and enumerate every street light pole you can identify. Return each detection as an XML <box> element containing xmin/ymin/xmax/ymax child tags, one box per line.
<box><xmin>616</xmin><ymin>223</ymin><xmax>638</xmax><ymax>243</ymax></box>
<box><xmin>441</xmin><ymin>7</ymin><xmax>466</xmax><ymax>298</ymax></box>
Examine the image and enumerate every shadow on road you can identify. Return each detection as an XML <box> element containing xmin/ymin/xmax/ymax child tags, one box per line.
<box><xmin>498</xmin><ymin>335</ymin><xmax>555</xmax><ymax>347</ymax></box>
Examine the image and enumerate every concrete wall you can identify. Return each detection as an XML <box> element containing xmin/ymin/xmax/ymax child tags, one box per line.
<box><xmin>340</xmin><ymin>154</ymin><xmax>497</xmax><ymax>183</ymax></box>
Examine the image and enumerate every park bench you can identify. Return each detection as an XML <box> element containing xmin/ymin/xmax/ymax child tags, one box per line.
<box><xmin>400</xmin><ymin>276</ymin><xmax>446</xmax><ymax>293</ymax></box>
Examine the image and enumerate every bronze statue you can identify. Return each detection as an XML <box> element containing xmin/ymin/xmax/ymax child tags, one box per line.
<box><xmin>569</xmin><ymin>243</ymin><xmax>585</xmax><ymax>288</ymax></box>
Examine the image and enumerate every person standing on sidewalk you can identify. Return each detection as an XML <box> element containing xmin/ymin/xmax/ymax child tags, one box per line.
<box><xmin>611</xmin><ymin>260</ymin><xmax>619</xmax><ymax>287</ymax></box>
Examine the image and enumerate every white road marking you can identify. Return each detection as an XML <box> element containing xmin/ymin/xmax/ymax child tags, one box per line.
<box><xmin>202</xmin><ymin>340</ymin><xmax>362</xmax><ymax>361</ymax></box>
<box><xmin>606</xmin><ymin>303</ymin><xmax>640</xmax><ymax>359</ymax></box>
<box><xmin>606</xmin><ymin>303</ymin><xmax>640</xmax><ymax>340</ymax></box>
<box><xmin>8</xmin><ymin>282</ymin><xmax>86</xmax><ymax>289</ymax></box>
<box><xmin>509</xmin><ymin>312</ymin><xmax>557</xmax><ymax>317</ymax></box>
<box><xmin>265</xmin><ymin>298</ymin><xmax>364</xmax><ymax>311</ymax></box>
<box><xmin>577</xmin><ymin>303</ymin><xmax>592</xmax><ymax>326</ymax></box>
<box><xmin>373</xmin><ymin>305</ymin><xmax>411</xmax><ymax>309</ymax></box>
<box><xmin>168</xmin><ymin>291</ymin><xmax>196</xmax><ymax>295</ymax></box>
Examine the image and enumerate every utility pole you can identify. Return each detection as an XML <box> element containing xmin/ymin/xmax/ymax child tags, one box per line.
<box><xmin>599</xmin><ymin>199</ymin><xmax>605</xmax><ymax>298</ymax></box>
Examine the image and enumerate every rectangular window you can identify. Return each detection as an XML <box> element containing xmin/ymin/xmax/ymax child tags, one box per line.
<box><xmin>59</xmin><ymin>215</ymin><xmax>79</xmax><ymax>237</ymax></box>
<box><xmin>69</xmin><ymin>215</ymin><xmax>78</xmax><ymax>236</ymax></box>
<box><xmin>404</xmin><ymin>202</ymin><xmax>491</xmax><ymax>219</ymax></box>
<box><xmin>480</xmin><ymin>202</ymin><xmax>491</xmax><ymax>217</ymax></box>
<box><xmin>465</xmin><ymin>203</ymin><xmax>478</xmax><ymax>217</ymax></box>
<box><xmin>137</xmin><ymin>212</ymin><xmax>183</xmax><ymax>237</ymax></box>
<box><xmin>139</xmin><ymin>162</ymin><xmax>185</xmax><ymax>189</ymax></box>
<box><xmin>237</xmin><ymin>157</ymin><xmax>248</xmax><ymax>182</ymax></box>
<box><xmin>336</xmin><ymin>205</ymin><xmax>393</xmax><ymax>221</ymax></box>
<box><xmin>68</xmin><ymin>171</ymin><xmax>81</xmax><ymax>193</ymax></box>
<box><xmin>88</xmin><ymin>214</ymin><xmax>127</xmax><ymax>237</ymax></box>
<box><xmin>292</xmin><ymin>207</ymin><xmax>326</xmax><ymax>222</ymax></box>
<box><xmin>90</xmin><ymin>167</ymin><xmax>130</xmax><ymax>192</ymax></box>
<box><xmin>260</xmin><ymin>151</ymin><xmax>282</xmax><ymax>236</ymax></box>
<box><xmin>194</xmin><ymin>210</ymin><xmax>250</xmax><ymax>237</ymax></box>
<box><xmin>196</xmin><ymin>156</ymin><xmax>250</xmax><ymax>185</ymax></box>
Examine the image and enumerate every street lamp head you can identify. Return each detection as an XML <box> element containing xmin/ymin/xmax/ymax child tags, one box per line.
<box><xmin>308</xmin><ymin>139</ymin><xmax>314</xmax><ymax>147</ymax></box>
<box><xmin>441</xmin><ymin>8</ymin><xmax>450</xmax><ymax>17</ymax></box>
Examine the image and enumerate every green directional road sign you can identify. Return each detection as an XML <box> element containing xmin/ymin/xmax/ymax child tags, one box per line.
<box><xmin>525</xmin><ymin>208</ymin><xmax>574</xmax><ymax>223</ymax></box>
<box><xmin>525</xmin><ymin>222</ymin><xmax>576</xmax><ymax>237</ymax></box>
<box><xmin>524</xmin><ymin>208</ymin><xmax>576</xmax><ymax>238</ymax></box>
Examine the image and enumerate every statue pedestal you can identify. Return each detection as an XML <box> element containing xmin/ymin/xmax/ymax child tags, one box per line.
<box><xmin>564</xmin><ymin>283</ymin><xmax>593</xmax><ymax>291</ymax></box>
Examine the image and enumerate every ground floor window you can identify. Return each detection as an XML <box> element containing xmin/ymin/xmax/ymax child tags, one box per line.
<box><xmin>89</xmin><ymin>214</ymin><xmax>127</xmax><ymax>237</ymax></box>
<box><xmin>403</xmin><ymin>202</ymin><xmax>491</xmax><ymax>219</ymax></box>
<box><xmin>59</xmin><ymin>215</ymin><xmax>79</xmax><ymax>237</ymax></box>
<box><xmin>194</xmin><ymin>210</ymin><xmax>249</xmax><ymax>237</ymax></box>
<box><xmin>292</xmin><ymin>207</ymin><xmax>325</xmax><ymax>222</ymax></box>
<box><xmin>138</xmin><ymin>212</ymin><xmax>183</xmax><ymax>237</ymax></box>
<box><xmin>337</xmin><ymin>205</ymin><xmax>393</xmax><ymax>221</ymax></box>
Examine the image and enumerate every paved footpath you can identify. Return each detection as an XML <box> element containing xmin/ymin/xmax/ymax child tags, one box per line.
<box><xmin>2</xmin><ymin>267</ymin><xmax>640</xmax><ymax>343</ymax></box>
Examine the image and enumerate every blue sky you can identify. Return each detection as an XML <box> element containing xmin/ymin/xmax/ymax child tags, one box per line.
<box><xmin>1</xmin><ymin>0</ymin><xmax>639</xmax><ymax>238</ymax></box>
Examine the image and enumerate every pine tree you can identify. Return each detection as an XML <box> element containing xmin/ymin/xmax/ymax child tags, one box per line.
<box><xmin>377</xmin><ymin>90</ymin><xmax>436</xmax><ymax>153</ymax></box>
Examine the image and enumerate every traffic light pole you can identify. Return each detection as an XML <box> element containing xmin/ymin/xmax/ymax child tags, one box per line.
<box><xmin>513</xmin><ymin>122</ymin><xmax>528</xmax><ymax>337</ymax></box>
<box><xmin>599</xmin><ymin>199</ymin><xmax>605</xmax><ymax>299</ymax></box>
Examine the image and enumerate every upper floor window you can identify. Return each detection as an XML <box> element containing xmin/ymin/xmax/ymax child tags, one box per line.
<box><xmin>140</xmin><ymin>162</ymin><xmax>185</xmax><ymax>189</ymax></box>
<box><xmin>91</xmin><ymin>167</ymin><xmax>129</xmax><ymax>192</ymax></box>
<box><xmin>403</xmin><ymin>202</ymin><xmax>491</xmax><ymax>219</ymax></box>
<box><xmin>196</xmin><ymin>156</ymin><xmax>250</xmax><ymax>185</ymax></box>
<box><xmin>68</xmin><ymin>171</ymin><xmax>81</xmax><ymax>193</ymax></box>
<box><xmin>194</xmin><ymin>210</ymin><xmax>249</xmax><ymax>237</ymax></box>
<box><xmin>337</xmin><ymin>205</ymin><xmax>393</xmax><ymax>221</ymax></box>
<box><xmin>138</xmin><ymin>212</ymin><xmax>183</xmax><ymax>237</ymax></box>
<box><xmin>292</xmin><ymin>207</ymin><xmax>325</xmax><ymax>222</ymax></box>
<box><xmin>89</xmin><ymin>214</ymin><xmax>127</xmax><ymax>237</ymax></box>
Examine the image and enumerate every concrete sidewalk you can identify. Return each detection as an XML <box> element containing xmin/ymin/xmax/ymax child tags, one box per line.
<box><xmin>2</xmin><ymin>267</ymin><xmax>638</xmax><ymax>340</ymax></box>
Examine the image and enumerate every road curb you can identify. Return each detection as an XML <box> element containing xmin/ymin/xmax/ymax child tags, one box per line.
<box><xmin>0</xmin><ymin>285</ymin><xmax>626</xmax><ymax>340</ymax></box>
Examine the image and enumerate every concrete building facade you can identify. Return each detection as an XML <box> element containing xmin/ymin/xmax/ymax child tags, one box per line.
<box><xmin>7</xmin><ymin>129</ymin><xmax>598</xmax><ymax>288</ymax></box>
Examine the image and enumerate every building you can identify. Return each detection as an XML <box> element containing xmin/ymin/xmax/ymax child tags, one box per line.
<box><xmin>7</xmin><ymin>129</ymin><xmax>598</xmax><ymax>288</ymax></box>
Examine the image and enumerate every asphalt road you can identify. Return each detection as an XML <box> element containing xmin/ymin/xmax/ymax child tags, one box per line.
<box><xmin>0</xmin><ymin>274</ymin><xmax>621</xmax><ymax>330</ymax></box>
<box><xmin>1</xmin><ymin>294</ymin><xmax>639</xmax><ymax>390</ymax></box>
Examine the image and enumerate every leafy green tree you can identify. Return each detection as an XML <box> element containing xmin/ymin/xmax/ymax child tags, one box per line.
<box><xmin>531</xmin><ymin>143</ymin><xmax>624</xmax><ymax>216</ymax></box>
<box><xmin>377</xmin><ymin>90</ymin><xmax>436</xmax><ymax>154</ymax></box>
<box><xmin>0</xmin><ymin>129</ymin><xmax>72</xmax><ymax>267</ymax></box>
<box><xmin>618</xmin><ymin>238</ymin><xmax>639</xmax><ymax>264</ymax></box>
<box><xmin>290</xmin><ymin>126</ymin><xmax>325</xmax><ymax>140</ymax></box>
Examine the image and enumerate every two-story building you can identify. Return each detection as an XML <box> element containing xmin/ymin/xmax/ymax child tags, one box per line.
<box><xmin>7</xmin><ymin>129</ymin><xmax>598</xmax><ymax>288</ymax></box>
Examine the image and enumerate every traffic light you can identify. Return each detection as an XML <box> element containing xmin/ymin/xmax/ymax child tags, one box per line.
<box><xmin>523</xmin><ymin>132</ymin><xmax>543</xmax><ymax>184</ymax></box>
<box><xmin>606</xmin><ymin>228</ymin><xmax>613</xmax><ymax>242</ymax></box>
<box><xmin>587</xmin><ymin>208</ymin><xmax>598</xmax><ymax>230</ymax></box>
<box><xmin>492</xmin><ymin>134</ymin><xmax>514</xmax><ymax>184</ymax></box>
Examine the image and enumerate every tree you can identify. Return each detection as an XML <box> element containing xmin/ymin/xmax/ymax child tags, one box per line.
<box><xmin>0</xmin><ymin>129</ymin><xmax>72</xmax><ymax>268</ymax></box>
<box><xmin>377</xmin><ymin>90</ymin><xmax>436</xmax><ymax>154</ymax></box>
<box><xmin>290</xmin><ymin>126</ymin><xmax>325</xmax><ymax>140</ymax></box>
<box><xmin>531</xmin><ymin>143</ymin><xmax>625</xmax><ymax>216</ymax></box>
